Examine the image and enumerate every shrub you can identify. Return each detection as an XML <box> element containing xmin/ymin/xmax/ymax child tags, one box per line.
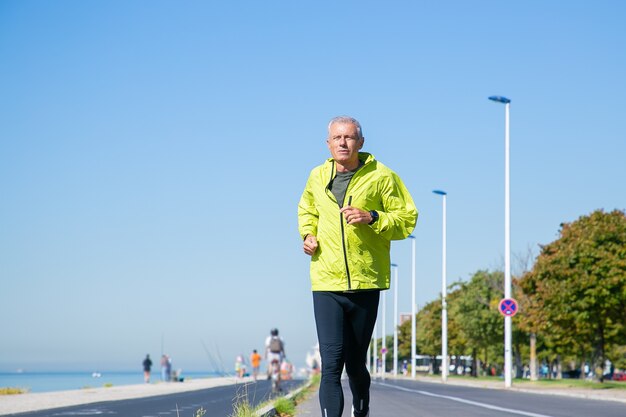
<box><xmin>274</xmin><ymin>397</ymin><xmax>296</xmax><ymax>416</ymax></box>
<box><xmin>0</xmin><ymin>387</ymin><xmax>27</xmax><ymax>395</ymax></box>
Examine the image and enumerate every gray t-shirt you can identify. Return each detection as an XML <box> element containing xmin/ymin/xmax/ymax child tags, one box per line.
<box><xmin>329</xmin><ymin>161</ymin><xmax>363</xmax><ymax>206</ymax></box>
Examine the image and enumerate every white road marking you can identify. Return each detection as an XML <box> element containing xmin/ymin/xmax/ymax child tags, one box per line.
<box><xmin>376</xmin><ymin>382</ymin><xmax>555</xmax><ymax>417</ymax></box>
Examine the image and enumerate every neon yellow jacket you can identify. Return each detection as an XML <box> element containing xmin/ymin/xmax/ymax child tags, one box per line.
<box><xmin>298</xmin><ymin>153</ymin><xmax>417</xmax><ymax>291</ymax></box>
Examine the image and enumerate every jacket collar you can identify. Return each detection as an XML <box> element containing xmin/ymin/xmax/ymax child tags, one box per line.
<box><xmin>324</xmin><ymin>152</ymin><xmax>375</xmax><ymax>173</ymax></box>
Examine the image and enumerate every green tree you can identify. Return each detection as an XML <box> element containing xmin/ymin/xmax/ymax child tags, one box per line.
<box><xmin>519</xmin><ymin>209</ymin><xmax>626</xmax><ymax>381</ymax></box>
<box><xmin>449</xmin><ymin>270</ymin><xmax>503</xmax><ymax>376</ymax></box>
<box><xmin>416</xmin><ymin>299</ymin><xmax>442</xmax><ymax>373</ymax></box>
<box><xmin>446</xmin><ymin>285</ymin><xmax>469</xmax><ymax>360</ymax></box>
<box><xmin>397</xmin><ymin>314</ymin><xmax>418</xmax><ymax>361</ymax></box>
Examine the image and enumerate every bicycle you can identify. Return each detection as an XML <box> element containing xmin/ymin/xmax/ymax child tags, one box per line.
<box><xmin>270</xmin><ymin>359</ymin><xmax>281</xmax><ymax>393</ymax></box>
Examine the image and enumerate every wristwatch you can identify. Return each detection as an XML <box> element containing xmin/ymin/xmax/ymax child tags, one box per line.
<box><xmin>368</xmin><ymin>210</ymin><xmax>379</xmax><ymax>225</ymax></box>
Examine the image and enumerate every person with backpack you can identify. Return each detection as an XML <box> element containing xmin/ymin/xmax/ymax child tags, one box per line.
<box><xmin>265</xmin><ymin>328</ymin><xmax>285</xmax><ymax>379</ymax></box>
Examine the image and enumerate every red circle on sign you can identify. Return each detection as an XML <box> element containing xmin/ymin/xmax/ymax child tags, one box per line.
<box><xmin>498</xmin><ymin>298</ymin><xmax>518</xmax><ymax>317</ymax></box>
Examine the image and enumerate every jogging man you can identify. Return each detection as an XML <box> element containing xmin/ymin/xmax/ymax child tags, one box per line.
<box><xmin>298</xmin><ymin>116</ymin><xmax>417</xmax><ymax>417</ymax></box>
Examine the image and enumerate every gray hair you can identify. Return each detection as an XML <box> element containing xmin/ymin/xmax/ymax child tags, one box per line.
<box><xmin>328</xmin><ymin>116</ymin><xmax>364</xmax><ymax>140</ymax></box>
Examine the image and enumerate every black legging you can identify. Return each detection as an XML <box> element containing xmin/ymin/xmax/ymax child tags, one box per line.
<box><xmin>313</xmin><ymin>290</ymin><xmax>380</xmax><ymax>417</ymax></box>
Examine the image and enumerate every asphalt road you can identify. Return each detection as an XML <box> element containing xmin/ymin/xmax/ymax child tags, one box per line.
<box><xmin>297</xmin><ymin>378</ymin><xmax>625</xmax><ymax>417</ymax></box>
<box><xmin>366</xmin><ymin>379</ymin><xmax>624</xmax><ymax>417</ymax></box>
<box><xmin>7</xmin><ymin>379</ymin><xmax>304</xmax><ymax>417</ymax></box>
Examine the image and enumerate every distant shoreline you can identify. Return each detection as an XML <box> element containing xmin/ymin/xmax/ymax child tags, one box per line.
<box><xmin>0</xmin><ymin>370</ymin><xmax>228</xmax><ymax>394</ymax></box>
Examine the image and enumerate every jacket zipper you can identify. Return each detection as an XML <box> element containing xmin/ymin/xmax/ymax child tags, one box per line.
<box><xmin>340</xmin><ymin>195</ymin><xmax>352</xmax><ymax>291</ymax></box>
<box><xmin>326</xmin><ymin>161</ymin><xmax>358</xmax><ymax>291</ymax></box>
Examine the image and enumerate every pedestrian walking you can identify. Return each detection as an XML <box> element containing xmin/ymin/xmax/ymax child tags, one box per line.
<box><xmin>250</xmin><ymin>349</ymin><xmax>262</xmax><ymax>381</ymax></box>
<box><xmin>142</xmin><ymin>354</ymin><xmax>153</xmax><ymax>383</ymax></box>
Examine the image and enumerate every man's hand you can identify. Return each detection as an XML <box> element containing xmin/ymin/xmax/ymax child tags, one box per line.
<box><xmin>340</xmin><ymin>205</ymin><xmax>374</xmax><ymax>225</ymax></box>
<box><xmin>303</xmin><ymin>234</ymin><xmax>318</xmax><ymax>256</ymax></box>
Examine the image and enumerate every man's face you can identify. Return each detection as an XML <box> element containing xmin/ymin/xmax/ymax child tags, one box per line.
<box><xmin>326</xmin><ymin>122</ymin><xmax>364</xmax><ymax>167</ymax></box>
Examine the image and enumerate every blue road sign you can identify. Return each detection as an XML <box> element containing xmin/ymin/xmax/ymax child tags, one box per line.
<box><xmin>499</xmin><ymin>298</ymin><xmax>519</xmax><ymax>317</ymax></box>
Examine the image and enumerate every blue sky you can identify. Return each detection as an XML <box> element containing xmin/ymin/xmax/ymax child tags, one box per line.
<box><xmin>1</xmin><ymin>1</ymin><xmax>625</xmax><ymax>374</ymax></box>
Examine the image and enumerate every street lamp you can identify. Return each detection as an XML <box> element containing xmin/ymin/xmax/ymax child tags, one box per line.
<box><xmin>408</xmin><ymin>235</ymin><xmax>417</xmax><ymax>378</ymax></box>
<box><xmin>433</xmin><ymin>189</ymin><xmax>448</xmax><ymax>383</ymax></box>
<box><xmin>488</xmin><ymin>95</ymin><xmax>512</xmax><ymax>388</ymax></box>
<box><xmin>391</xmin><ymin>263</ymin><xmax>399</xmax><ymax>376</ymax></box>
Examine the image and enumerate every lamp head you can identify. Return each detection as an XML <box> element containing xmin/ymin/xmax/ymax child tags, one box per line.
<box><xmin>432</xmin><ymin>190</ymin><xmax>447</xmax><ymax>196</ymax></box>
<box><xmin>488</xmin><ymin>95</ymin><xmax>511</xmax><ymax>104</ymax></box>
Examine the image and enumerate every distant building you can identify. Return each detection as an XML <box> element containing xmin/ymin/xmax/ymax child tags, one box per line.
<box><xmin>399</xmin><ymin>314</ymin><xmax>412</xmax><ymax>325</ymax></box>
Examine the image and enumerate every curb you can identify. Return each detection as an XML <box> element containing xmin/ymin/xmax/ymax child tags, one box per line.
<box><xmin>255</xmin><ymin>380</ymin><xmax>313</xmax><ymax>417</ymax></box>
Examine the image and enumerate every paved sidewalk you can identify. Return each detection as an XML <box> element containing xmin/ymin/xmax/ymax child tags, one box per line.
<box><xmin>295</xmin><ymin>379</ymin><xmax>413</xmax><ymax>417</ymax></box>
<box><xmin>0</xmin><ymin>376</ymin><xmax>251</xmax><ymax>415</ymax></box>
<box><xmin>295</xmin><ymin>387</ymin><xmax>320</xmax><ymax>417</ymax></box>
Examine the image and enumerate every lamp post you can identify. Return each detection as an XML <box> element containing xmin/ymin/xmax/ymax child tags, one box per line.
<box><xmin>391</xmin><ymin>263</ymin><xmax>399</xmax><ymax>376</ymax></box>
<box><xmin>488</xmin><ymin>95</ymin><xmax>512</xmax><ymax>388</ymax></box>
<box><xmin>408</xmin><ymin>235</ymin><xmax>417</xmax><ymax>378</ymax></box>
<box><xmin>432</xmin><ymin>190</ymin><xmax>448</xmax><ymax>382</ymax></box>
<box><xmin>381</xmin><ymin>283</ymin><xmax>387</xmax><ymax>380</ymax></box>
<box><xmin>373</xmin><ymin>320</ymin><xmax>378</xmax><ymax>377</ymax></box>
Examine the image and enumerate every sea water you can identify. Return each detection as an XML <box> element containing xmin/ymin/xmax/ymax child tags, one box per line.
<box><xmin>0</xmin><ymin>371</ymin><xmax>224</xmax><ymax>393</ymax></box>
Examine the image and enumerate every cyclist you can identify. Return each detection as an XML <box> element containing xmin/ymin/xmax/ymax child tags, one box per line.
<box><xmin>265</xmin><ymin>328</ymin><xmax>285</xmax><ymax>381</ymax></box>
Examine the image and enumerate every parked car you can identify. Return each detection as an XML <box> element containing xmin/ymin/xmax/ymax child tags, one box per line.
<box><xmin>611</xmin><ymin>372</ymin><xmax>626</xmax><ymax>381</ymax></box>
<box><xmin>562</xmin><ymin>369</ymin><xmax>582</xmax><ymax>379</ymax></box>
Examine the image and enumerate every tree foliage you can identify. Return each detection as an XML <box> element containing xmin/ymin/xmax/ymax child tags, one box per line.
<box><xmin>448</xmin><ymin>270</ymin><xmax>504</xmax><ymax>374</ymax></box>
<box><xmin>397</xmin><ymin>312</ymin><xmax>417</xmax><ymax>360</ymax></box>
<box><xmin>393</xmin><ymin>209</ymin><xmax>625</xmax><ymax>381</ymax></box>
<box><xmin>415</xmin><ymin>299</ymin><xmax>442</xmax><ymax>357</ymax></box>
<box><xmin>519</xmin><ymin>209</ymin><xmax>626</xmax><ymax>380</ymax></box>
